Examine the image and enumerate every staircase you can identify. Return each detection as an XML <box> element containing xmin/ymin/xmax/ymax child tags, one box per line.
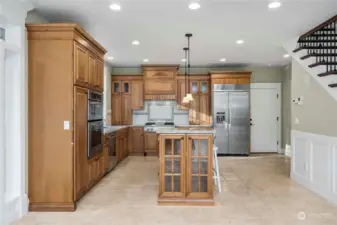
<box><xmin>284</xmin><ymin>15</ymin><xmax>337</xmax><ymax>100</ymax></box>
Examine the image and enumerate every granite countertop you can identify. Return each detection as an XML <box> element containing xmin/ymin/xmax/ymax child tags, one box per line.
<box><xmin>156</xmin><ymin>127</ymin><xmax>216</xmax><ymax>135</ymax></box>
<box><xmin>103</xmin><ymin>125</ymin><xmax>145</xmax><ymax>134</ymax></box>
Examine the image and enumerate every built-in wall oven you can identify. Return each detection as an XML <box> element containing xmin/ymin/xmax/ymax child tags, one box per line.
<box><xmin>87</xmin><ymin>91</ymin><xmax>103</xmax><ymax>159</ymax></box>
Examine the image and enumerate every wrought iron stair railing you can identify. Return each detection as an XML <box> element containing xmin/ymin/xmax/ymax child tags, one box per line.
<box><xmin>293</xmin><ymin>15</ymin><xmax>337</xmax><ymax>82</ymax></box>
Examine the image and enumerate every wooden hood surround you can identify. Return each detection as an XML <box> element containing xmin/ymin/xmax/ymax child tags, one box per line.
<box><xmin>142</xmin><ymin>65</ymin><xmax>179</xmax><ymax>100</ymax></box>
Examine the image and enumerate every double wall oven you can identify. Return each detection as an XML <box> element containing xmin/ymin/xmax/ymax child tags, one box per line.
<box><xmin>87</xmin><ymin>91</ymin><xmax>103</xmax><ymax>159</ymax></box>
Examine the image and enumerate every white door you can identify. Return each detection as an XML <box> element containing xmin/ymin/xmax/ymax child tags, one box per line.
<box><xmin>250</xmin><ymin>85</ymin><xmax>280</xmax><ymax>153</ymax></box>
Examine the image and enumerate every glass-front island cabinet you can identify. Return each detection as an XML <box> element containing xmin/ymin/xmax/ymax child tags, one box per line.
<box><xmin>158</xmin><ymin>131</ymin><xmax>214</xmax><ymax>206</ymax></box>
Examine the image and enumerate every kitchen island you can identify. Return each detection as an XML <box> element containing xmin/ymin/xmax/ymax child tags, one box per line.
<box><xmin>156</xmin><ymin>127</ymin><xmax>215</xmax><ymax>206</ymax></box>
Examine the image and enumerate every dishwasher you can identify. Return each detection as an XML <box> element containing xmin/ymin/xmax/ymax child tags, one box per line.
<box><xmin>107</xmin><ymin>133</ymin><xmax>117</xmax><ymax>173</ymax></box>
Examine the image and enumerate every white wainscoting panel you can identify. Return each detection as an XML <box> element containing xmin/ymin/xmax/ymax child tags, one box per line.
<box><xmin>291</xmin><ymin>130</ymin><xmax>337</xmax><ymax>205</ymax></box>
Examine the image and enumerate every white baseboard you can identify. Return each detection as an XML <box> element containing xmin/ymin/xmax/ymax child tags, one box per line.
<box><xmin>291</xmin><ymin>130</ymin><xmax>337</xmax><ymax>205</ymax></box>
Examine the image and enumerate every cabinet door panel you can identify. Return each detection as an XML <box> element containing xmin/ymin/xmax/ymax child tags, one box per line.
<box><xmin>96</xmin><ymin>60</ymin><xmax>104</xmax><ymax>90</ymax></box>
<box><xmin>189</xmin><ymin>95</ymin><xmax>200</xmax><ymax>125</ymax></box>
<box><xmin>144</xmin><ymin>132</ymin><xmax>158</xmax><ymax>153</ymax></box>
<box><xmin>74</xmin><ymin>87</ymin><xmax>88</xmax><ymax>200</ymax></box>
<box><xmin>132</xmin><ymin>81</ymin><xmax>144</xmax><ymax>109</ymax></box>
<box><xmin>186</xmin><ymin>135</ymin><xmax>213</xmax><ymax>198</ymax></box>
<box><xmin>144</xmin><ymin>79</ymin><xmax>175</xmax><ymax>95</ymax></box>
<box><xmin>74</xmin><ymin>43</ymin><xmax>89</xmax><ymax>86</ymax></box>
<box><xmin>131</xmin><ymin>128</ymin><xmax>144</xmax><ymax>153</ymax></box>
<box><xmin>121</xmin><ymin>94</ymin><xmax>132</xmax><ymax>125</ymax></box>
<box><xmin>199</xmin><ymin>95</ymin><xmax>210</xmax><ymax>125</ymax></box>
<box><xmin>111</xmin><ymin>95</ymin><xmax>122</xmax><ymax>125</ymax></box>
<box><xmin>159</xmin><ymin>135</ymin><xmax>185</xmax><ymax>197</ymax></box>
<box><xmin>177</xmin><ymin>80</ymin><xmax>188</xmax><ymax>110</ymax></box>
<box><xmin>88</xmin><ymin>54</ymin><xmax>96</xmax><ymax>87</ymax></box>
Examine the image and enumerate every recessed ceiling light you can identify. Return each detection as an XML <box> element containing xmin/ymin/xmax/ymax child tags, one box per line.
<box><xmin>109</xmin><ymin>3</ymin><xmax>121</xmax><ymax>11</ymax></box>
<box><xmin>108</xmin><ymin>56</ymin><xmax>114</xmax><ymax>60</ymax></box>
<box><xmin>268</xmin><ymin>1</ymin><xmax>281</xmax><ymax>9</ymax></box>
<box><xmin>283</xmin><ymin>54</ymin><xmax>290</xmax><ymax>58</ymax></box>
<box><xmin>220</xmin><ymin>58</ymin><xmax>227</xmax><ymax>62</ymax></box>
<box><xmin>189</xmin><ymin>2</ymin><xmax>201</xmax><ymax>10</ymax></box>
<box><xmin>132</xmin><ymin>40</ymin><xmax>140</xmax><ymax>45</ymax></box>
<box><xmin>236</xmin><ymin>40</ymin><xmax>244</xmax><ymax>45</ymax></box>
<box><xmin>181</xmin><ymin>58</ymin><xmax>186</xmax><ymax>62</ymax></box>
<box><xmin>143</xmin><ymin>59</ymin><xmax>149</xmax><ymax>62</ymax></box>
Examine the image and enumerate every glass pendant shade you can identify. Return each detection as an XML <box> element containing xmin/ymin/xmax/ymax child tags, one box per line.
<box><xmin>182</xmin><ymin>96</ymin><xmax>189</xmax><ymax>104</ymax></box>
<box><xmin>186</xmin><ymin>93</ymin><xmax>194</xmax><ymax>101</ymax></box>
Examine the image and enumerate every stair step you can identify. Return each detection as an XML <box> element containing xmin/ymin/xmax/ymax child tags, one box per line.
<box><xmin>312</xmin><ymin>34</ymin><xmax>337</xmax><ymax>37</ymax></box>
<box><xmin>293</xmin><ymin>46</ymin><xmax>337</xmax><ymax>53</ymax></box>
<box><xmin>319</xmin><ymin>28</ymin><xmax>336</xmax><ymax>32</ymax></box>
<box><xmin>308</xmin><ymin>61</ymin><xmax>337</xmax><ymax>68</ymax></box>
<box><xmin>298</xmin><ymin>40</ymin><xmax>337</xmax><ymax>43</ymax></box>
<box><xmin>301</xmin><ymin>54</ymin><xmax>337</xmax><ymax>60</ymax></box>
<box><xmin>318</xmin><ymin>71</ymin><xmax>337</xmax><ymax>77</ymax></box>
<box><xmin>328</xmin><ymin>83</ymin><xmax>337</xmax><ymax>88</ymax></box>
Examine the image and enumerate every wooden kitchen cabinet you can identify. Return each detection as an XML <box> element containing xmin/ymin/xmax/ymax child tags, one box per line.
<box><xmin>88</xmin><ymin>54</ymin><xmax>104</xmax><ymax>91</ymax></box>
<box><xmin>74</xmin><ymin>43</ymin><xmax>89</xmax><ymax>86</ymax></box>
<box><xmin>27</xmin><ymin>24</ymin><xmax>107</xmax><ymax>212</ymax></box>
<box><xmin>74</xmin><ymin>41</ymin><xmax>103</xmax><ymax>92</ymax></box>
<box><xmin>158</xmin><ymin>134</ymin><xmax>214</xmax><ymax>205</ymax></box>
<box><xmin>111</xmin><ymin>76</ymin><xmax>142</xmax><ymax>125</ymax></box>
<box><xmin>188</xmin><ymin>77</ymin><xmax>211</xmax><ymax>125</ymax></box>
<box><xmin>131</xmin><ymin>80</ymin><xmax>144</xmax><ymax>109</ymax></box>
<box><xmin>144</xmin><ymin>132</ymin><xmax>158</xmax><ymax>153</ymax></box>
<box><xmin>142</xmin><ymin>65</ymin><xmax>179</xmax><ymax>100</ymax></box>
<box><xmin>74</xmin><ymin>87</ymin><xmax>88</xmax><ymax>201</ymax></box>
<box><xmin>130</xmin><ymin>127</ymin><xmax>144</xmax><ymax>153</ymax></box>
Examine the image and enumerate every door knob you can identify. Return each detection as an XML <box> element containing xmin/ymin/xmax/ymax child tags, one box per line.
<box><xmin>250</xmin><ymin>123</ymin><xmax>254</xmax><ymax>126</ymax></box>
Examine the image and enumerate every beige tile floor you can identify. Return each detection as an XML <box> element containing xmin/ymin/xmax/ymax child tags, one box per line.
<box><xmin>13</xmin><ymin>155</ymin><xmax>337</xmax><ymax>225</ymax></box>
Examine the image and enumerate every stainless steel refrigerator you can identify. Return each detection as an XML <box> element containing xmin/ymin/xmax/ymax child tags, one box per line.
<box><xmin>213</xmin><ymin>84</ymin><xmax>250</xmax><ymax>156</ymax></box>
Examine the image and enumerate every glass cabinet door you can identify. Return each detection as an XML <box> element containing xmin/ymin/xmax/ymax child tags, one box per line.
<box><xmin>187</xmin><ymin>135</ymin><xmax>213</xmax><ymax>198</ymax></box>
<box><xmin>112</xmin><ymin>81</ymin><xmax>121</xmax><ymax>94</ymax></box>
<box><xmin>190</xmin><ymin>81</ymin><xmax>199</xmax><ymax>94</ymax></box>
<box><xmin>159</xmin><ymin>135</ymin><xmax>185</xmax><ymax>197</ymax></box>
<box><xmin>122</xmin><ymin>81</ymin><xmax>131</xmax><ymax>94</ymax></box>
<box><xmin>200</xmin><ymin>81</ymin><xmax>209</xmax><ymax>94</ymax></box>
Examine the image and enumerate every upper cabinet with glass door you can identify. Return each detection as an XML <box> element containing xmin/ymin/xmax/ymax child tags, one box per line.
<box><xmin>199</xmin><ymin>80</ymin><xmax>209</xmax><ymax>94</ymax></box>
<box><xmin>122</xmin><ymin>81</ymin><xmax>131</xmax><ymax>94</ymax></box>
<box><xmin>189</xmin><ymin>79</ymin><xmax>209</xmax><ymax>94</ymax></box>
<box><xmin>112</xmin><ymin>81</ymin><xmax>121</xmax><ymax>95</ymax></box>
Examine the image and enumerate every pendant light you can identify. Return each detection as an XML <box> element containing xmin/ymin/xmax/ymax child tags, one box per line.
<box><xmin>182</xmin><ymin>47</ymin><xmax>190</xmax><ymax>104</ymax></box>
<box><xmin>185</xmin><ymin>33</ymin><xmax>194</xmax><ymax>102</ymax></box>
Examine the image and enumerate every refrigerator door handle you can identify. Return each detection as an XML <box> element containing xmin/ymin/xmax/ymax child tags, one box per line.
<box><xmin>228</xmin><ymin>109</ymin><xmax>231</xmax><ymax>129</ymax></box>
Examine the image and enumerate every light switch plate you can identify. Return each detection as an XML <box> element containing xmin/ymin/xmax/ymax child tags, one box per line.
<box><xmin>64</xmin><ymin>121</ymin><xmax>70</xmax><ymax>130</ymax></box>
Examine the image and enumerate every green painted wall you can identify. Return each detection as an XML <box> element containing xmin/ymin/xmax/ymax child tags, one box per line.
<box><xmin>112</xmin><ymin>66</ymin><xmax>284</xmax><ymax>83</ymax></box>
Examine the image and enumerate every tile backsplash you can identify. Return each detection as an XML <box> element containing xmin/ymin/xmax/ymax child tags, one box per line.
<box><xmin>133</xmin><ymin>101</ymin><xmax>189</xmax><ymax>125</ymax></box>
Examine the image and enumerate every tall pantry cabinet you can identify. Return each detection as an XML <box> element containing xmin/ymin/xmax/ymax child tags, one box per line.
<box><xmin>27</xmin><ymin>24</ymin><xmax>107</xmax><ymax>212</ymax></box>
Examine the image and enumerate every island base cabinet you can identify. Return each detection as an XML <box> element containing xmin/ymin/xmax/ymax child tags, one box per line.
<box><xmin>158</xmin><ymin>134</ymin><xmax>214</xmax><ymax>206</ymax></box>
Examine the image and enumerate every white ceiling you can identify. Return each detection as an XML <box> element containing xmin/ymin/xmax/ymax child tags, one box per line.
<box><xmin>29</xmin><ymin>0</ymin><xmax>337</xmax><ymax>67</ymax></box>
